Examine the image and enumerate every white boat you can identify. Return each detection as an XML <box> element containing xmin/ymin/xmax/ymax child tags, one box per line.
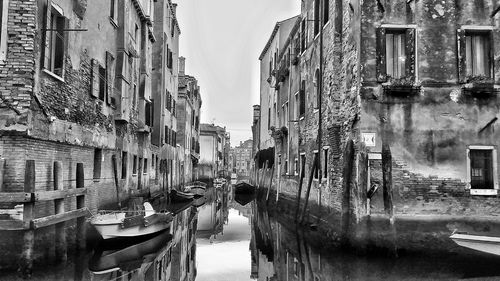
<box><xmin>90</xmin><ymin>202</ymin><xmax>173</xmax><ymax>240</ymax></box>
<box><xmin>450</xmin><ymin>233</ymin><xmax>500</xmax><ymax>256</ymax></box>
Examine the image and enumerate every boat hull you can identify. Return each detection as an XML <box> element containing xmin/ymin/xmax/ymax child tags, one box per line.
<box><xmin>234</xmin><ymin>182</ymin><xmax>255</xmax><ymax>194</ymax></box>
<box><xmin>450</xmin><ymin>233</ymin><xmax>500</xmax><ymax>256</ymax></box>
<box><xmin>171</xmin><ymin>190</ymin><xmax>194</xmax><ymax>202</ymax></box>
<box><xmin>93</xmin><ymin>221</ymin><xmax>170</xmax><ymax>240</ymax></box>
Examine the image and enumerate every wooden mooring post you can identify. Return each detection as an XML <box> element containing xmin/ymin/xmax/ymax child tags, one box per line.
<box><xmin>294</xmin><ymin>159</ymin><xmax>306</xmax><ymax>222</ymax></box>
<box><xmin>20</xmin><ymin>160</ymin><xmax>35</xmax><ymax>276</ymax></box>
<box><xmin>76</xmin><ymin>163</ymin><xmax>86</xmax><ymax>249</ymax></box>
<box><xmin>341</xmin><ymin>139</ymin><xmax>355</xmax><ymax>245</ymax></box>
<box><xmin>0</xmin><ymin>158</ymin><xmax>5</xmax><ymax>191</ymax></box>
<box><xmin>300</xmin><ymin>153</ymin><xmax>318</xmax><ymax>224</ymax></box>
<box><xmin>54</xmin><ymin>161</ymin><xmax>67</xmax><ymax>262</ymax></box>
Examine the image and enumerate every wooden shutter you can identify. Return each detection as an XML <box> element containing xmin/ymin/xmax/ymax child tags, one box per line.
<box><xmin>489</xmin><ymin>31</ymin><xmax>496</xmax><ymax>83</ymax></box>
<box><xmin>405</xmin><ymin>28</ymin><xmax>416</xmax><ymax>82</ymax></box>
<box><xmin>457</xmin><ymin>28</ymin><xmax>467</xmax><ymax>83</ymax></box>
<box><xmin>376</xmin><ymin>27</ymin><xmax>387</xmax><ymax>82</ymax></box>
<box><xmin>90</xmin><ymin>59</ymin><xmax>99</xmax><ymax>98</ymax></box>
<box><xmin>105</xmin><ymin>52</ymin><xmax>115</xmax><ymax>105</ymax></box>
<box><xmin>328</xmin><ymin>125</ymin><xmax>342</xmax><ymax>158</ymax></box>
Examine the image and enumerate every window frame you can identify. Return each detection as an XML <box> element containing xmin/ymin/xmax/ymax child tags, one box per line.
<box><xmin>376</xmin><ymin>25</ymin><xmax>417</xmax><ymax>83</ymax></box>
<box><xmin>323</xmin><ymin>146</ymin><xmax>329</xmax><ymax>181</ymax></box>
<box><xmin>466</xmin><ymin>145</ymin><xmax>498</xmax><ymax>195</ymax></box>
<box><xmin>0</xmin><ymin>0</ymin><xmax>9</xmax><ymax>62</ymax></box>
<box><xmin>313</xmin><ymin>150</ymin><xmax>319</xmax><ymax>180</ymax></box>
<box><xmin>42</xmin><ymin>3</ymin><xmax>67</xmax><ymax>80</ymax></box>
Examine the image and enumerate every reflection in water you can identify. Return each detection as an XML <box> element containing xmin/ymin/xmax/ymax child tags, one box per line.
<box><xmin>6</xmin><ymin>184</ymin><xmax>500</xmax><ymax>280</ymax></box>
<box><xmin>250</xmin><ymin>198</ymin><xmax>500</xmax><ymax>281</ymax></box>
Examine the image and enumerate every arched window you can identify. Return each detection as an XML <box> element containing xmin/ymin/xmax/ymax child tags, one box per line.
<box><xmin>300</xmin><ymin>80</ymin><xmax>306</xmax><ymax>117</ymax></box>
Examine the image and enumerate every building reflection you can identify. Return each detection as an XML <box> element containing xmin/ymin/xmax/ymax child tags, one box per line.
<box><xmin>196</xmin><ymin>186</ymin><xmax>228</xmax><ymax>241</ymax></box>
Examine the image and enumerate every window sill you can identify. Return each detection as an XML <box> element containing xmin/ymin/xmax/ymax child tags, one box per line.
<box><xmin>42</xmin><ymin>69</ymin><xmax>64</xmax><ymax>82</ymax></box>
<box><xmin>109</xmin><ymin>17</ymin><xmax>119</xmax><ymax>29</ymax></box>
<box><xmin>93</xmin><ymin>179</ymin><xmax>100</xmax><ymax>183</ymax></box>
<box><xmin>470</xmin><ymin>189</ymin><xmax>498</xmax><ymax>196</ymax></box>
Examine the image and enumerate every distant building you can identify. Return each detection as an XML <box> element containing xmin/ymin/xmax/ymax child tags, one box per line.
<box><xmin>232</xmin><ymin>140</ymin><xmax>253</xmax><ymax>177</ymax></box>
<box><xmin>199</xmin><ymin>124</ymin><xmax>229</xmax><ymax>180</ymax></box>
<box><xmin>177</xmin><ymin>57</ymin><xmax>202</xmax><ymax>184</ymax></box>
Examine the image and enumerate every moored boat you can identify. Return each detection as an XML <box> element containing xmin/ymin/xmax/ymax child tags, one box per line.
<box><xmin>234</xmin><ymin>192</ymin><xmax>255</xmax><ymax>206</ymax></box>
<box><xmin>234</xmin><ymin>181</ymin><xmax>255</xmax><ymax>194</ymax></box>
<box><xmin>89</xmin><ymin>202</ymin><xmax>173</xmax><ymax>240</ymax></box>
<box><xmin>450</xmin><ymin>232</ymin><xmax>500</xmax><ymax>256</ymax></box>
<box><xmin>171</xmin><ymin>189</ymin><xmax>195</xmax><ymax>202</ymax></box>
<box><xmin>89</xmin><ymin>231</ymin><xmax>173</xmax><ymax>274</ymax></box>
<box><xmin>185</xmin><ymin>184</ymin><xmax>206</xmax><ymax>197</ymax></box>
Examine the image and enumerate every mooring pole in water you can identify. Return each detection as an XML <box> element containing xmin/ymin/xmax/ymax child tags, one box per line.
<box><xmin>53</xmin><ymin>161</ymin><xmax>67</xmax><ymax>262</ymax></box>
<box><xmin>341</xmin><ymin>139</ymin><xmax>355</xmax><ymax>245</ymax></box>
<box><xmin>20</xmin><ymin>160</ymin><xmax>35</xmax><ymax>276</ymax></box>
<box><xmin>294</xmin><ymin>158</ymin><xmax>306</xmax><ymax>222</ymax></box>
<box><xmin>266</xmin><ymin>164</ymin><xmax>274</xmax><ymax>202</ymax></box>
<box><xmin>382</xmin><ymin>142</ymin><xmax>397</xmax><ymax>256</ymax></box>
<box><xmin>301</xmin><ymin>153</ymin><xmax>318</xmax><ymax>224</ymax></box>
<box><xmin>382</xmin><ymin>143</ymin><xmax>393</xmax><ymax>217</ymax></box>
<box><xmin>76</xmin><ymin>163</ymin><xmax>86</xmax><ymax>249</ymax></box>
<box><xmin>111</xmin><ymin>155</ymin><xmax>122</xmax><ymax>209</ymax></box>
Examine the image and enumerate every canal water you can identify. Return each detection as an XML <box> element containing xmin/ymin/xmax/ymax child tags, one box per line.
<box><xmin>3</xmin><ymin>184</ymin><xmax>500</xmax><ymax>280</ymax></box>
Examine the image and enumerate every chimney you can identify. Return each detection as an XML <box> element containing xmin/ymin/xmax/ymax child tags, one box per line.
<box><xmin>253</xmin><ymin>105</ymin><xmax>260</xmax><ymax>123</ymax></box>
<box><xmin>179</xmin><ymin>56</ymin><xmax>186</xmax><ymax>76</ymax></box>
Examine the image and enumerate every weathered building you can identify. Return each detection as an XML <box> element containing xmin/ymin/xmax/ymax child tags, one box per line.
<box><xmin>177</xmin><ymin>57</ymin><xmax>202</xmax><ymax>184</ymax></box>
<box><xmin>152</xmin><ymin>0</ymin><xmax>182</xmax><ymax>192</ymax></box>
<box><xmin>199</xmin><ymin>124</ymin><xmax>229</xmax><ymax>180</ymax></box>
<box><xmin>256</xmin><ymin>0</ymin><xmax>500</xmax><ymax>253</ymax></box>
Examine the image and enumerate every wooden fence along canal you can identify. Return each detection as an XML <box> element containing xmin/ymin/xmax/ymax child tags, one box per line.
<box><xmin>0</xmin><ymin>160</ymin><xmax>90</xmax><ymax>275</ymax></box>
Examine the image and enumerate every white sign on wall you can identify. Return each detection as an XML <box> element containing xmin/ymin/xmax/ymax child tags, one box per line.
<box><xmin>362</xmin><ymin>132</ymin><xmax>376</xmax><ymax>147</ymax></box>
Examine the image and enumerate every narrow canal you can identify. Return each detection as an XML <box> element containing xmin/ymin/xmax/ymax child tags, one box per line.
<box><xmin>3</xmin><ymin>183</ymin><xmax>500</xmax><ymax>280</ymax></box>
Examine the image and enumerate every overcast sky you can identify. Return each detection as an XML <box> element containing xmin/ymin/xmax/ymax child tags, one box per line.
<box><xmin>176</xmin><ymin>0</ymin><xmax>301</xmax><ymax>147</ymax></box>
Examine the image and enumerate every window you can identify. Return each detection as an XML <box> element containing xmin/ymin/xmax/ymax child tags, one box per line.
<box><xmin>323</xmin><ymin>0</ymin><xmax>329</xmax><ymax>25</ymax></box>
<box><xmin>385</xmin><ymin>30</ymin><xmax>406</xmax><ymax>79</ymax></box>
<box><xmin>93</xmin><ymin>149</ymin><xmax>102</xmax><ymax>180</ymax></box>
<box><xmin>376</xmin><ymin>27</ymin><xmax>416</xmax><ymax>82</ymax></box>
<box><xmin>98</xmin><ymin>65</ymin><xmax>106</xmax><ymax>101</ymax></box>
<box><xmin>165</xmin><ymin>126</ymin><xmax>169</xmax><ymax>144</ymax></box>
<box><xmin>43</xmin><ymin>4</ymin><xmax>66</xmax><ymax>77</ymax></box>
<box><xmin>323</xmin><ymin>148</ymin><xmax>329</xmax><ymax>179</ymax></box>
<box><xmin>172</xmin><ymin>99</ymin><xmax>176</xmax><ymax>116</ymax></box>
<box><xmin>300</xmin><ymin>154</ymin><xmax>306</xmax><ymax>176</ymax></box>
<box><xmin>134</xmin><ymin>24</ymin><xmax>139</xmax><ymax>42</ymax></box>
<box><xmin>285</xmin><ymin>159</ymin><xmax>288</xmax><ymax>174</ymax></box>
<box><xmin>313</xmin><ymin>151</ymin><xmax>319</xmax><ymax>180</ymax></box>
<box><xmin>121</xmin><ymin>151</ymin><xmax>128</xmax><ymax>179</ymax></box>
<box><xmin>268</xmin><ymin>108</ymin><xmax>271</xmax><ymax>129</ymax></box>
<box><xmin>145</xmin><ymin>101</ymin><xmax>152</xmax><ymax>126</ymax></box>
<box><xmin>470</xmin><ymin>149</ymin><xmax>493</xmax><ymax>189</ymax></box>
<box><xmin>0</xmin><ymin>0</ymin><xmax>9</xmax><ymax>61</ymax></box>
<box><xmin>144</xmin><ymin>158</ymin><xmax>148</xmax><ymax>174</ymax></box>
<box><xmin>467</xmin><ymin>146</ymin><xmax>498</xmax><ymax>195</ymax></box>
<box><xmin>301</xmin><ymin>19</ymin><xmax>306</xmax><ymax>53</ymax></box>
<box><xmin>110</xmin><ymin>0</ymin><xmax>118</xmax><ymax>23</ymax></box>
<box><xmin>132</xmin><ymin>155</ymin><xmax>138</xmax><ymax>175</ymax></box>
<box><xmin>314</xmin><ymin>0</ymin><xmax>320</xmax><ymax>36</ymax></box>
<box><xmin>299</xmin><ymin>81</ymin><xmax>306</xmax><ymax>117</ymax></box>
<box><xmin>465</xmin><ymin>31</ymin><xmax>491</xmax><ymax>78</ymax></box>
<box><xmin>138</xmin><ymin>157</ymin><xmax>143</xmax><ymax>176</ymax></box>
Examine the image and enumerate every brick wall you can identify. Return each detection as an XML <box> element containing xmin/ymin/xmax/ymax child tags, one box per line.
<box><xmin>0</xmin><ymin>0</ymin><xmax>36</xmax><ymax>132</ymax></box>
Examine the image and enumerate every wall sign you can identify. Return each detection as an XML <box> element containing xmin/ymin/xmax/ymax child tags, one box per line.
<box><xmin>362</xmin><ymin>132</ymin><xmax>376</xmax><ymax>147</ymax></box>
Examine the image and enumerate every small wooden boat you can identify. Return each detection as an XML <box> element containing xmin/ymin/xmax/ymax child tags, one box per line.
<box><xmin>234</xmin><ymin>182</ymin><xmax>255</xmax><ymax>194</ymax></box>
<box><xmin>89</xmin><ymin>202</ymin><xmax>173</xmax><ymax>240</ymax></box>
<box><xmin>89</xmin><ymin>231</ymin><xmax>173</xmax><ymax>274</ymax></box>
<box><xmin>450</xmin><ymin>232</ymin><xmax>500</xmax><ymax>256</ymax></box>
<box><xmin>171</xmin><ymin>189</ymin><xmax>195</xmax><ymax>202</ymax></box>
<box><xmin>185</xmin><ymin>184</ymin><xmax>206</xmax><ymax>197</ymax></box>
<box><xmin>234</xmin><ymin>192</ymin><xmax>255</xmax><ymax>206</ymax></box>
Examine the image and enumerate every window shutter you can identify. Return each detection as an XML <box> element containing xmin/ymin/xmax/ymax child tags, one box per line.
<box><xmin>90</xmin><ymin>59</ymin><xmax>99</xmax><ymax>98</ymax></box>
<box><xmin>457</xmin><ymin>28</ymin><xmax>467</xmax><ymax>83</ymax></box>
<box><xmin>105</xmin><ymin>52</ymin><xmax>115</xmax><ymax>105</ymax></box>
<box><xmin>405</xmin><ymin>28</ymin><xmax>416</xmax><ymax>82</ymax></box>
<box><xmin>489</xmin><ymin>31</ymin><xmax>496</xmax><ymax>83</ymax></box>
<box><xmin>376</xmin><ymin>27</ymin><xmax>387</xmax><ymax>82</ymax></box>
